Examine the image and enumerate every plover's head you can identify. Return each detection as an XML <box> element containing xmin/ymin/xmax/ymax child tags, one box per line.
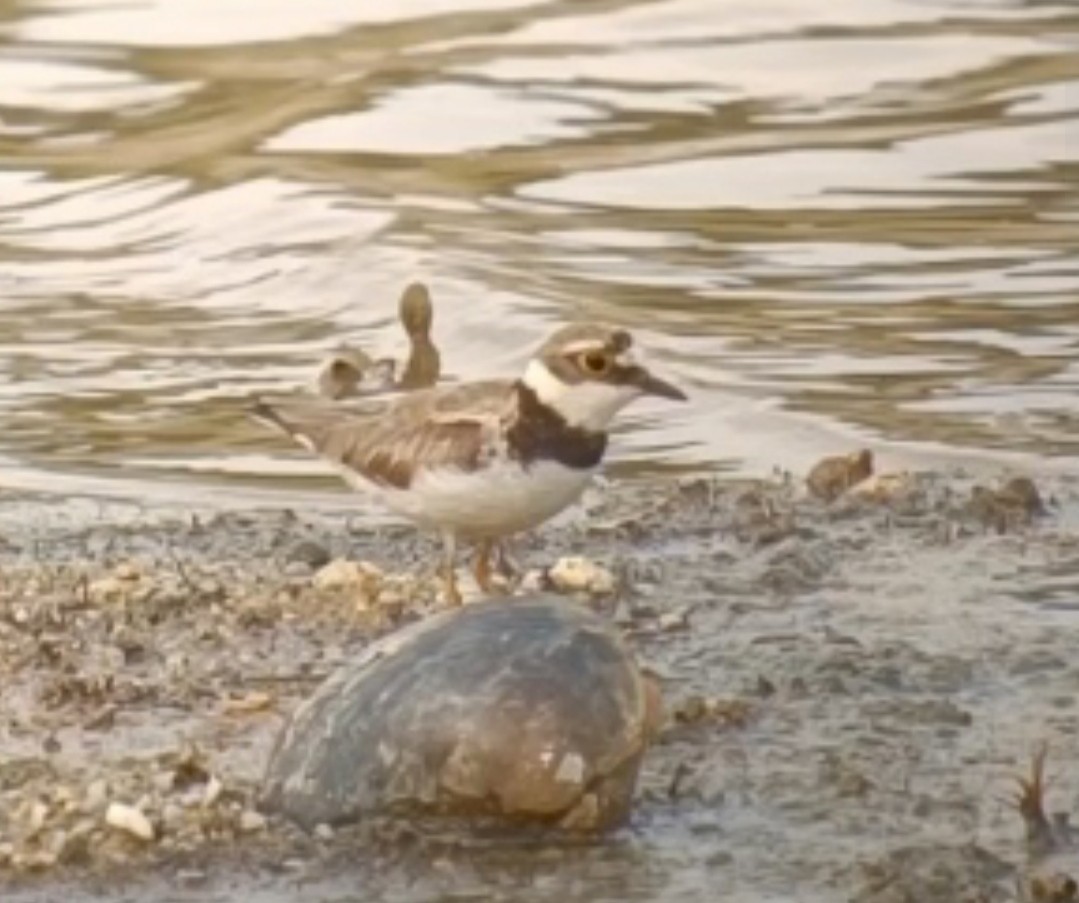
<box><xmin>523</xmin><ymin>323</ymin><xmax>686</xmax><ymax>430</ymax></box>
<box><xmin>399</xmin><ymin>282</ymin><xmax>433</xmax><ymax>338</ymax></box>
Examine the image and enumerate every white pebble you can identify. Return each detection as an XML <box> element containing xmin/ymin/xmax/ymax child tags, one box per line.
<box><xmin>28</xmin><ymin>801</ymin><xmax>49</xmax><ymax>832</ymax></box>
<box><xmin>113</xmin><ymin>562</ymin><xmax>141</xmax><ymax>582</ymax></box>
<box><xmin>313</xmin><ymin>559</ymin><xmax>380</xmax><ymax>593</ymax></box>
<box><xmin>202</xmin><ymin>775</ymin><xmax>223</xmax><ymax>807</ymax></box>
<box><xmin>548</xmin><ymin>556</ymin><xmax>616</xmax><ymax>595</ymax></box>
<box><xmin>105</xmin><ymin>802</ymin><xmax>155</xmax><ymax>842</ymax></box>
<box><xmin>658</xmin><ymin>610</ymin><xmax>690</xmax><ymax>632</ymax></box>
<box><xmin>89</xmin><ymin>576</ymin><xmax>127</xmax><ymax>601</ymax></box>
<box><xmin>849</xmin><ymin>471</ymin><xmax>914</xmax><ymax>503</ymax></box>
<box><xmin>517</xmin><ymin>569</ymin><xmax>546</xmax><ymax>593</ymax></box>
<box><xmin>239</xmin><ymin>810</ymin><xmax>267</xmax><ymax>833</ymax></box>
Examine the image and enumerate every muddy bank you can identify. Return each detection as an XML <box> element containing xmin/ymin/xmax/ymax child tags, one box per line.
<box><xmin>1</xmin><ymin>468</ymin><xmax>1078</xmax><ymax>902</ymax></box>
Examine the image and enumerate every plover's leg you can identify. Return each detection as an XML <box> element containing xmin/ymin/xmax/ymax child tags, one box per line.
<box><xmin>440</xmin><ymin>530</ymin><xmax>462</xmax><ymax>606</ymax></box>
<box><xmin>472</xmin><ymin>539</ymin><xmax>494</xmax><ymax>593</ymax></box>
<box><xmin>493</xmin><ymin>540</ymin><xmax>521</xmax><ymax>581</ymax></box>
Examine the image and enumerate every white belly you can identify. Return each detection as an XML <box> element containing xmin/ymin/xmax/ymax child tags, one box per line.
<box><xmin>367</xmin><ymin>460</ymin><xmax>594</xmax><ymax>538</ymax></box>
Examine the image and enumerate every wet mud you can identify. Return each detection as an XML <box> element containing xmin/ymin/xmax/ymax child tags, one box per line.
<box><xmin>1</xmin><ymin>466</ymin><xmax>1078</xmax><ymax>902</ymax></box>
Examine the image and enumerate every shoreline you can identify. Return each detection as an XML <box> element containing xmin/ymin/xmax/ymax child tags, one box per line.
<box><xmin>2</xmin><ymin>469</ymin><xmax>1077</xmax><ymax>901</ymax></box>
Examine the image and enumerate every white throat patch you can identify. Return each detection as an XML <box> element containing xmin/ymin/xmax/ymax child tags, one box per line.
<box><xmin>523</xmin><ymin>359</ymin><xmax>640</xmax><ymax>431</ymax></box>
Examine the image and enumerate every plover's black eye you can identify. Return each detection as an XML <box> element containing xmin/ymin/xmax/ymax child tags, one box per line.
<box><xmin>579</xmin><ymin>350</ymin><xmax>611</xmax><ymax>376</ymax></box>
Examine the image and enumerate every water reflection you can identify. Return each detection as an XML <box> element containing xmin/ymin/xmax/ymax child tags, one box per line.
<box><xmin>0</xmin><ymin>0</ymin><xmax>1076</xmax><ymax>502</ymax></box>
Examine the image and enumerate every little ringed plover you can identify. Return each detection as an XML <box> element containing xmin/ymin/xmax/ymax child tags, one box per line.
<box><xmin>252</xmin><ymin>322</ymin><xmax>686</xmax><ymax>605</ymax></box>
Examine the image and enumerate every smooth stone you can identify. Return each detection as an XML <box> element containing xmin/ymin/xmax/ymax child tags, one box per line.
<box><xmin>259</xmin><ymin>595</ymin><xmax>661</xmax><ymax>833</ymax></box>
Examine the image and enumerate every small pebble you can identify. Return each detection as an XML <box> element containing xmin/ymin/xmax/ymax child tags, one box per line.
<box><xmin>88</xmin><ymin>576</ymin><xmax>128</xmax><ymax>602</ymax></box>
<box><xmin>238</xmin><ymin>810</ymin><xmax>267</xmax><ymax>833</ymax></box>
<box><xmin>548</xmin><ymin>556</ymin><xmax>616</xmax><ymax>595</ymax></box>
<box><xmin>285</xmin><ymin>539</ymin><xmax>332</xmax><ymax>571</ymax></box>
<box><xmin>222</xmin><ymin>690</ymin><xmax>275</xmax><ymax>714</ymax></box>
<box><xmin>313</xmin><ymin>559</ymin><xmax>381</xmax><ymax>594</ymax></box>
<box><xmin>518</xmin><ymin>569</ymin><xmax>546</xmax><ymax>593</ymax></box>
<box><xmin>849</xmin><ymin>471</ymin><xmax>915</xmax><ymax>504</ymax></box>
<box><xmin>283</xmin><ymin>560</ymin><xmax>314</xmax><ymax>578</ymax></box>
<box><xmin>105</xmin><ymin>802</ymin><xmax>155</xmax><ymax>842</ymax></box>
<box><xmin>202</xmin><ymin>775</ymin><xmax>223</xmax><ymax>807</ymax></box>
<box><xmin>175</xmin><ymin>869</ymin><xmax>209</xmax><ymax>888</ymax></box>
<box><xmin>113</xmin><ymin>562</ymin><xmax>141</xmax><ymax>582</ymax></box>
<box><xmin>1025</xmin><ymin>868</ymin><xmax>1077</xmax><ymax>902</ymax></box>
<box><xmin>658</xmin><ymin>610</ymin><xmax>690</xmax><ymax>632</ymax></box>
<box><xmin>806</xmin><ymin>449</ymin><xmax>874</xmax><ymax>501</ymax></box>
<box><xmin>28</xmin><ymin>800</ymin><xmax>49</xmax><ymax>831</ymax></box>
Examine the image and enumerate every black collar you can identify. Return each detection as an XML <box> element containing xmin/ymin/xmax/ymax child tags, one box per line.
<box><xmin>507</xmin><ymin>382</ymin><xmax>607</xmax><ymax>470</ymax></box>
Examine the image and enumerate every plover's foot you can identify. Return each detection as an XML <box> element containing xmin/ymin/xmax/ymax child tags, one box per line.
<box><xmin>493</xmin><ymin>541</ymin><xmax>522</xmax><ymax>582</ymax></box>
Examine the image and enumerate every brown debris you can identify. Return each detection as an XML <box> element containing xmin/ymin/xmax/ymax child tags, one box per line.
<box><xmin>969</xmin><ymin>476</ymin><xmax>1047</xmax><ymax>532</ymax></box>
<box><xmin>1015</xmin><ymin>743</ymin><xmax>1073</xmax><ymax>859</ymax></box>
<box><xmin>1028</xmin><ymin>872</ymin><xmax>1078</xmax><ymax>902</ymax></box>
<box><xmin>670</xmin><ymin>695</ymin><xmax>753</xmax><ymax>729</ymax></box>
<box><xmin>806</xmin><ymin>449</ymin><xmax>874</xmax><ymax>502</ymax></box>
<box><xmin>221</xmin><ymin>691</ymin><xmax>276</xmax><ymax>716</ymax></box>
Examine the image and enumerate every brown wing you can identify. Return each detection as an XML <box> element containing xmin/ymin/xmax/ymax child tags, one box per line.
<box><xmin>250</xmin><ymin>380</ymin><xmax>513</xmax><ymax>490</ymax></box>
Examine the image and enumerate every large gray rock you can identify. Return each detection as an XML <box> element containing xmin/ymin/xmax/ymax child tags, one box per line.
<box><xmin>260</xmin><ymin>596</ymin><xmax>661</xmax><ymax>832</ymax></box>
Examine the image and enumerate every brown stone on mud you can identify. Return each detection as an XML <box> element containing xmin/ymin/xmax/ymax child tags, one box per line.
<box><xmin>259</xmin><ymin>596</ymin><xmax>662</xmax><ymax>833</ymax></box>
<box><xmin>968</xmin><ymin>475</ymin><xmax>1046</xmax><ymax>532</ymax></box>
<box><xmin>806</xmin><ymin>449</ymin><xmax>874</xmax><ymax>502</ymax></box>
<box><xmin>1027</xmin><ymin>871</ymin><xmax>1078</xmax><ymax>902</ymax></box>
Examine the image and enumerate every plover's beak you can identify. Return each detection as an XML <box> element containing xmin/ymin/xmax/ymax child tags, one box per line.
<box><xmin>631</xmin><ymin>366</ymin><xmax>687</xmax><ymax>401</ymax></box>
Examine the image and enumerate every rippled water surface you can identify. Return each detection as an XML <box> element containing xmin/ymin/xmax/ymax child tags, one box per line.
<box><xmin>1</xmin><ymin>0</ymin><xmax>1077</xmax><ymax>501</ymax></box>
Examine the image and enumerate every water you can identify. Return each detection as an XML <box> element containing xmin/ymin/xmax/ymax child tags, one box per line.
<box><xmin>0</xmin><ymin>0</ymin><xmax>1076</xmax><ymax>505</ymax></box>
